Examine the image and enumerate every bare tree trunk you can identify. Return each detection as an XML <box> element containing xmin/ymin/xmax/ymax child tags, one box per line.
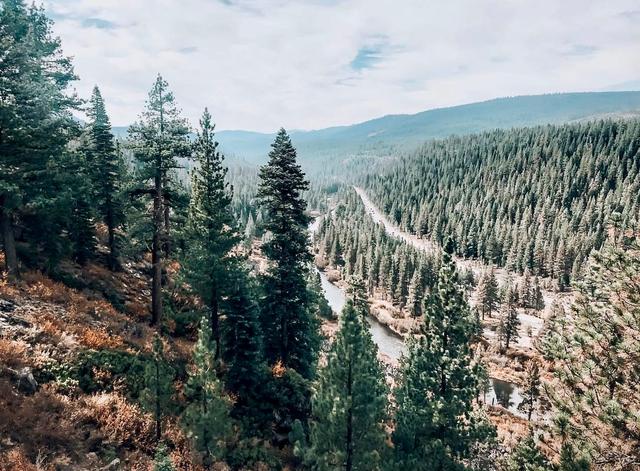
<box><xmin>163</xmin><ymin>195</ymin><xmax>171</xmax><ymax>258</ymax></box>
<box><xmin>151</xmin><ymin>166</ymin><xmax>163</xmax><ymax>326</ymax></box>
<box><xmin>210</xmin><ymin>282</ymin><xmax>220</xmax><ymax>360</ymax></box>
<box><xmin>0</xmin><ymin>195</ymin><xmax>19</xmax><ymax>281</ymax></box>
<box><xmin>346</xmin><ymin>357</ymin><xmax>353</xmax><ymax>471</ymax></box>
<box><xmin>155</xmin><ymin>359</ymin><xmax>162</xmax><ymax>441</ymax></box>
<box><xmin>105</xmin><ymin>196</ymin><xmax>119</xmax><ymax>271</ymax></box>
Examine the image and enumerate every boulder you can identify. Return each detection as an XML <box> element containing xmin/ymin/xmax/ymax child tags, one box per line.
<box><xmin>16</xmin><ymin>367</ymin><xmax>38</xmax><ymax>395</ymax></box>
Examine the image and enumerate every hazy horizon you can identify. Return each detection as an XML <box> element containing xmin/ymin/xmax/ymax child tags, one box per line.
<box><xmin>45</xmin><ymin>0</ymin><xmax>640</xmax><ymax>132</ymax></box>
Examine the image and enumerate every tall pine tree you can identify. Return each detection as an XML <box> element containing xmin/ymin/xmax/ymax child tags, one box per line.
<box><xmin>182</xmin><ymin>109</ymin><xmax>239</xmax><ymax>356</ymax></box>
<box><xmin>497</xmin><ymin>285</ymin><xmax>520</xmax><ymax>353</ymax></box>
<box><xmin>393</xmin><ymin>243</ymin><xmax>494</xmax><ymax>470</ymax></box>
<box><xmin>477</xmin><ymin>269</ymin><xmax>499</xmax><ymax>320</ymax></box>
<box><xmin>257</xmin><ymin>129</ymin><xmax>320</xmax><ymax>379</ymax></box>
<box><xmin>85</xmin><ymin>86</ymin><xmax>127</xmax><ymax>271</ymax></box>
<box><xmin>0</xmin><ymin>0</ymin><xmax>79</xmax><ymax>279</ymax></box>
<box><xmin>129</xmin><ymin>75</ymin><xmax>190</xmax><ymax>325</ymax></box>
<box><xmin>304</xmin><ymin>300</ymin><xmax>388</xmax><ymax>471</ymax></box>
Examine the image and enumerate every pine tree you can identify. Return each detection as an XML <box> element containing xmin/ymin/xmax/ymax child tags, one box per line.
<box><xmin>86</xmin><ymin>86</ymin><xmax>127</xmax><ymax>271</ymax></box>
<box><xmin>221</xmin><ymin>269</ymin><xmax>264</xmax><ymax>404</ymax></box>
<box><xmin>153</xmin><ymin>443</ymin><xmax>175</xmax><ymax>471</ymax></box>
<box><xmin>558</xmin><ymin>443</ymin><xmax>590</xmax><ymax>471</ymax></box>
<box><xmin>183</xmin><ymin>315</ymin><xmax>232</xmax><ymax>467</ymax></box>
<box><xmin>477</xmin><ymin>269</ymin><xmax>499</xmax><ymax>320</ymax></box>
<box><xmin>305</xmin><ymin>300</ymin><xmax>388</xmax><ymax>471</ymax></box>
<box><xmin>543</xmin><ymin>239</ymin><xmax>640</xmax><ymax>466</ymax></box>
<box><xmin>393</xmin><ymin>243</ymin><xmax>494</xmax><ymax>470</ymax></box>
<box><xmin>141</xmin><ymin>334</ymin><xmax>175</xmax><ymax>442</ymax></box>
<box><xmin>519</xmin><ymin>268</ymin><xmax>532</xmax><ymax>308</ymax></box>
<box><xmin>497</xmin><ymin>285</ymin><xmax>520</xmax><ymax>353</ymax></box>
<box><xmin>308</xmin><ymin>271</ymin><xmax>333</xmax><ymax>320</ymax></box>
<box><xmin>0</xmin><ymin>0</ymin><xmax>79</xmax><ymax>279</ymax></box>
<box><xmin>182</xmin><ymin>109</ymin><xmax>240</xmax><ymax>356</ymax></box>
<box><xmin>406</xmin><ymin>270</ymin><xmax>424</xmax><ymax>317</ymax></box>
<box><xmin>531</xmin><ymin>276</ymin><xmax>545</xmax><ymax>311</ymax></box>
<box><xmin>129</xmin><ymin>75</ymin><xmax>190</xmax><ymax>325</ymax></box>
<box><xmin>63</xmin><ymin>151</ymin><xmax>97</xmax><ymax>265</ymax></box>
<box><xmin>518</xmin><ymin>360</ymin><xmax>541</xmax><ymax>421</ymax></box>
<box><xmin>506</xmin><ymin>433</ymin><xmax>551</xmax><ymax>471</ymax></box>
<box><xmin>346</xmin><ymin>275</ymin><xmax>369</xmax><ymax>317</ymax></box>
<box><xmin>257</xmin><ymin>129</ymin><xmax>320</xmax><ymax>379</ymax></box>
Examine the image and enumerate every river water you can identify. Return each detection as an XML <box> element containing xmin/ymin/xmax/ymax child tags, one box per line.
<box><xmin>316</xmin><ymin>269</ymin><xmax>405</xmax><ymax>362</ymax></box>
<box><xmin>310</xmin><ymin>216</ymin><xmax>524</xmax><ymax>415</ymax></box>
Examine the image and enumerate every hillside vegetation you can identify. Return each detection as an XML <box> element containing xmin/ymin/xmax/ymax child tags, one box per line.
<box><xmin>364</xmin><ymin>119</ymin><xmax>640</xmax><ymax>288</ymax></box>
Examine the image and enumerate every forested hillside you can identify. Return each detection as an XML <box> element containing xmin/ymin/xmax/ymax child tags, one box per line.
<box><xmin>364</xmin><ymin>119</ymin><xmax>640</xmax><ymax>288</ymax></box>
<box><xmin>313</xmin><ymin>191</ymin><xmax>440</xmax><ymax>317</ymax></box>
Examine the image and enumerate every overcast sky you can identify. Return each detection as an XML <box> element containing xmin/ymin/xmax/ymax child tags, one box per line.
<box><xmin>44</xmin><ymin>0</ymin><xmax>640</xmax><ymax>132</ymax></box>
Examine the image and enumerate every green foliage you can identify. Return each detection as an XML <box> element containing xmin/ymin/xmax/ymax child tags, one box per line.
<box><xmin>0</xmin><ymin>0</ymin><xmax>80</xmax><ymax>276</ymax></box>
<box><xmin>250</xmin><ymin>364</ymin><xmax>313</xmax><ymax>440</ymax></box>
<box><xmin>314</xmin><ymin>190</ymin><xmax>438</xmax><ymax>312</ymax></box>
<box><xmin>128</xmin><ymin>75</ymin><xmax>191</xmax><ymax>324</ymax></box>
<box><xmin>364</xmin><ymin>120</ymin><xmax>640</xmax><ymax>285</ymax></box>
<box><xmin>141</xmin><ymin>335</ymin><xmax>175</xmax><ymax>441</ymax></box>
<box><xmin>304</xmin><ymin>300</ymin><xmax>388</xmax><ymax>471</ymax></box>
<box><xmin>183</xmin><ymin>315</ymin><xmax>232</xmax><ymax>465</ymax></box>
<box><xmin>257</xmin><ymin>129</ymin><xmax>320</xmax><ymax>379</ymax></box>
<box><xmin>518</xmin><ymin>360</ymin><xmax>541</xmax><ymax>421</ymax></box>
<box><xmin>308</xmin><ymin>271</ymin><xmax>334</xmax><ymax>320</ymax></box>
<box><xmin>153</xmin><ymin>442</ymin><xmax>175</xmax><ymax>471</ymax></box>
<box><xmin>543</xmin><ymin>239</ymin><xmax>640</xmax><ymax>466</ymax></box>
<box><xmin>221</xmin><ymin>270</ymin><xmax>264</xmax><ymax>406</ymax></box>
<box><xmin>558</xmin><ymin>443</ymin><xmax>590</xmax><ymax>471</ymax></box>
<box><xmin>478</xmin><ymin>269</ymin><xmax>499</xmax><ymax>320</ymax></box>
<box><xmin>505</xmin><ymin>433</ymin><xmax>551</xmax><ymax>471</ymax></box>
<box><xmin>346</xmin><ymin>275</ymin><xmax>370</xmax><ymax>318</ymax></box>
<box><xmin>226</xmin><ymin>438</ymin><xmax>282</xmax><ymax>470</ymax></box>
<box><xmin>85</xmin><ymin>86</ymin><xmax>128</xmax><ymax>270</ymax></box>
<box><xmin>392</xmin><ymin>248</ymin><xmax>495</xmax><ymax>470</ymax></box>
<box><xmin>49</xmin><ymin>150</ymin><xmax>97</xmax><ymax>267</ymax></box>
<box><xmin>497</xmin><ymin>284</ymin><xmax>520</xmax><ymax>353</ymax></box>
<box><xmin>38</xmin><ymin>349</ymin><xmax>163</xmax><ymax>398</ymax></box>
<box><xmin>182</xmin><ymin>109</ymin><xmax>240</xmax><ymax>356</ymax></box>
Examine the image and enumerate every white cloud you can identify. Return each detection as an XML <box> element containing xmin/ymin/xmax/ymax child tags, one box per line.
<box><xmin>44</xmin><ymin>0</ymin><xmax>640</xmax><ymax>131</ymax></box>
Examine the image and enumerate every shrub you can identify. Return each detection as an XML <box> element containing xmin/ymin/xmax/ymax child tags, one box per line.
<box><xmin>0</xmin><ymin>447</ymin><xmax>41</xmax><ymax>471</ymax></box>
<box><xmin>74</xmin><ymin>349</ymin><xmax>149</xmax><ymax>397</ymax></box>
<box><xmin>84</xmin><ymin>392</ymin><xmax>155</xmax><ymax>451</ymax></box>
<box><xmin>0</xmin><ymin>381</ymin><xmax>85</xmax><ymax>460</ymax></box>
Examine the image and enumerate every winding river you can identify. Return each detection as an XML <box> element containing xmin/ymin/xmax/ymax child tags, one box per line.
<box><xmin>310</xmin><ymin>216</ymin><xmax>525</xmax><ymax>416</ymax></box>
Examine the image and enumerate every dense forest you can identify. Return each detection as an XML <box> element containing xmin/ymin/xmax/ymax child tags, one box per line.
<box><xmin>1</xmin><ymin>1</ymin><xmax>639</xmax><ymax>470</ymax></box>
<box><xmin>364</xmin><ymin>120</ymin><xmax>640</xmax><ymax>288</ymax></box>
<box><xmin>313</xmin><ymin>190</ymin><xmax>441</xmax><ymax>316</ymax></box>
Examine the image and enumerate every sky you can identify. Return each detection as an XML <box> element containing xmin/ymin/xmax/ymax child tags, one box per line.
<box><xmin>44</xmin><ymin>0</ymin><xmax>640</xmax><ymax>132</ymax></box>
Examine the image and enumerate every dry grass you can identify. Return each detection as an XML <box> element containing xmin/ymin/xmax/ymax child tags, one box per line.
<box><xmin>0</xmin><ymin>261</ymin><xmax>208</xmax><ymax>469</ymax></box>
<box><xmin>0</xmin><ymin>447</ymin><xmax>44</xmax><ymax>471</ymax></box>
<box><xmin>79</xmin><ymin>327</ymin><xmax>124</xmax><ymax>350</ymax></box>
<box><xmin>0</xmin><ymin>339</ymin><xmax>28</xmax><ymax>369</ymax></box>
<box><xmin>0</xmin><ymin>381</ymin><xmax>86</xmax><ymax>461</ymax></box>
<box><xmin>82</xmin><ymin>392</ymin><xmax>155</xmax><ymax>451</ymax></box>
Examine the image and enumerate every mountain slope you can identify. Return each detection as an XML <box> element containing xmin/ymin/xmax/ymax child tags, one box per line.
<box><xmin>219</xmin><ymin>91</ymin><xmax>640</xmax><ymax>163</ymax></box>
<box><xmin>114</xmin><ymin>91</ymin><xmax>640</xmax><ymax>164</ymax></box>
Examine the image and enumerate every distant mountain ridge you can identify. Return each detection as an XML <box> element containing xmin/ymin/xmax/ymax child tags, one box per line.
<box><xmin>113</xmin><ymin>91</ymin><xmax>640</xmax><ymax>164</ymax></box>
